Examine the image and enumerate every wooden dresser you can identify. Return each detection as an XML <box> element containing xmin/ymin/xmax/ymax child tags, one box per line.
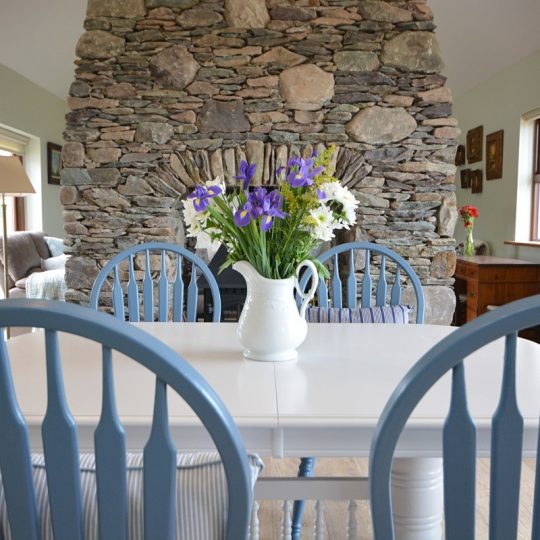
<box><xmin>455</xmin><ymin>255</ymin><xmax>540</xmax><ymax>323</ymax></box>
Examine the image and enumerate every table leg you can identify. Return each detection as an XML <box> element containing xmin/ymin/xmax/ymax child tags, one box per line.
<box><xmin>391</xmin><ymin>458</ymin><xmax>443</xmax><ymax>540</ymax></box>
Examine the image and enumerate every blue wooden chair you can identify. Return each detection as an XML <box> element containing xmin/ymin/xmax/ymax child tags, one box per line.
<box><xmin>370</xmin><ymin>294</ymin><xmax>540</xmax><ymax>539</ymax></box>
<box><xmin>293</xmin><ymin>241</ymin><xmax>425</xmax><ymax>539</ymax></box>
<box><xmin>90</xmin><ymin>242</ymin><xmax>221</xmax><ymax>322</ymax></box>
<box><xmin>0</xmin><ymin>299</ymin><xmax>253</xmax><ymax>540</ymax></box>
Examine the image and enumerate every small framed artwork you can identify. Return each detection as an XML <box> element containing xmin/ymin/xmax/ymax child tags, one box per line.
<box><xmin>486</xmin><ymin>130</ymin><xmax>504</xmax><ymax>180</ymax></box>
<box><xmin>47</xmin><ymin>142</ymin><xmax>62</xmax><ymax>185</ymax></box>
<box><xmin>471</xmin><ymin>169</ymin><xmax>483</xmax><ymax>194</ymax></box>
<box><xmin>460</xmin><ymin>169</ymin><xmax>471</xmax><ymax>188</ymax></box>
<box><xmin>455</xmin><ymin>144</ymin><xmax>466</xmax><ymax>166</ymax></box>
<box><xmin>466</xmin><ymin>126</ymin><xmax>483</xmax><ymax>163</ymax></box>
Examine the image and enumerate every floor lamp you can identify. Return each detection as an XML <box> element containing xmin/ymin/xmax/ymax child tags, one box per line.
<box><xmin>0</xmin><ymin>157</ymin><xmax>35</xmax><ymax>336</ymax></box>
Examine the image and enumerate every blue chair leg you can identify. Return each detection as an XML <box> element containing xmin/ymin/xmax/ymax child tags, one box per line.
<box><xmin>292</xmin><ymin>457</ymin><xmax>316</xmax><ymax>540</ymax></box>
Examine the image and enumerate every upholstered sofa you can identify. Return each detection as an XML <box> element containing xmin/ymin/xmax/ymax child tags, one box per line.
<box><xmin>0</xmin><ymin>231</ymin><xmax>66</xmax><ymax>299</ymax></box>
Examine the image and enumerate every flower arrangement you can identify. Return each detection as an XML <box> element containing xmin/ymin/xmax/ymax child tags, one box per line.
<box><xmin>459</xmin><ymin>204</ymin><xmax>479</xmax><ymax>256</ymax></box>
<box><xmin>458</xmin><ymin>204</ymin><xmax>479</xmax><ymax>228</ymax></box>
<box><xmin>183</xmin><ymin>146</ymin><xmax>358</xmax><ymax>279</ymax></box>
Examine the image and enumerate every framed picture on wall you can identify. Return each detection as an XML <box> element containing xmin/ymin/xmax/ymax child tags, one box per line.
<box><xmin>460</xmin><ymin>169</ymin><xmax>471</xmax><ymax>189</ymax></box>
<box><xmin>47</xmin><ymin>142</ymin><xmax>62</xmax><ymax>186</ymax></box>
<box><xmin>471</xmin><ymin>169</ymin><xmax>483</xmax><ymax>193</ymax></box>
<box><xmin>486</xmin><ymin>130</ymin><xmax>504</xmax><ymax>180</ymax></box>
<box><xmin>455</xmin><ymin>145</ymin><xmax>466</xmax><ymax>166</ymax></box>
<box><xmin>466</xmin><ymin>126</ymin><xmax>483</xmax><ymax>163</ymax></box>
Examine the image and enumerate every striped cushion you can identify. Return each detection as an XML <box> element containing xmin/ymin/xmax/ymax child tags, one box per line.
<box><xmin>0</xmin><ymin>452</ymin><xmax>263</xmax><ymax>540</ymax></box>
<box><xmin>305</xmin><ymin>304</ymin><xmax>411</xmax><ymax>324</ymax></box>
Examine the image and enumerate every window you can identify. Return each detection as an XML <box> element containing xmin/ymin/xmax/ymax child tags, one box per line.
<box><xmin>0</xmin><ymin>148</ymin><xmax>25</xmax><ymax>234</ymax></box>
<box><xmin>532</xmin><ymin>119</ymin><xmax>540</xmax><ymax>240</ymax></box>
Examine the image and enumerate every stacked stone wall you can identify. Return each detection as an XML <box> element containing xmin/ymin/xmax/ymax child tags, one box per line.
<box><xmin>63</xmin><ymin>0</ymin><xmax>458</xmax><ymax>320</ymax></box>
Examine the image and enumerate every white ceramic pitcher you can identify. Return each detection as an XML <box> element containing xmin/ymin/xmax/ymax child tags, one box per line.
<box><xmin>233</xmin><ymin>260</ymin><xmax>319</xmax><ymax>362</ymax></box>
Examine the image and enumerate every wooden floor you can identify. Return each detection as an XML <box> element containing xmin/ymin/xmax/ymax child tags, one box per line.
<box><xmin>257</xmin><ymin>457</ymin><xmax>537</xmax><ymax>539</ymax></box>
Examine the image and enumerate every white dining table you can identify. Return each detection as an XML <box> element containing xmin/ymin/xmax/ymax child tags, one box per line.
<box><xmin>7</xmin><ymin>322</ymin><xmax>540</xmax><ymax>540</ymax></box>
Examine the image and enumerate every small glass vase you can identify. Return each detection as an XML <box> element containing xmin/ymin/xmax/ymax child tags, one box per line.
<box><xmin>464</xmin><ymin>227</ymin><xmax>475</xmax><ymax>256</ymax></box>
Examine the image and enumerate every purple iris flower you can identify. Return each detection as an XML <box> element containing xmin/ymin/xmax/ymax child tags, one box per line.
<box><xmin>235</xmin><ymin>160</ymin><xmax>257</xmax><ymax>191</ymax></box>
<box><xmin>188</xmin><ymin>184</ymin><xmax>222</xmax><ymax>212</ymax></box>
<box><xmin>317</xmin><ymin>188</ymin><xmax>326</xmax><ymax>200</ymax></box>
<box><xmin>234</xmin><ymin>204</ymin><xmax>252</xmax><ymax>227</ymax></box>
<box><xmin>286</xmin><ymin>157</ymin><xmax>324</xmax><ymax>188</ymax></box>
<box><xmin>233</xmin><ymin>188</ymin><xmax>287</xmax><ymax>231</ymax></box>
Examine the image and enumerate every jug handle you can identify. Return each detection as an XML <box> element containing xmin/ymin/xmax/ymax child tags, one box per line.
<box><xmin>294</xmin><ymin>260</ymin><xmax>319</xmax><ymax>319</ymax></box>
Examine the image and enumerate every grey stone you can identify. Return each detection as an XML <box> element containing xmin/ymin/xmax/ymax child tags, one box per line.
<box><xmin>197</xmin><ymin>100</ymin><xmax>250</xmax><ymax>133</ymax></box>
<box><xmin>358</xmin><ymin>1</ymin><xmax>413</xmax><ymax>23</ymax></box>
<box><xmin>85</xmin><ymin>188</ymin><xmax>130</xmax><ymax>209</ymax></box>
<box><xmin>87</xmin><ymin>0</ymin><xmax>146</xmax><ymax>17</ymax></box>
<box><xmin>146</xmin><ymin>0</ymin><xmax>199</xmax><ymax>7</ymax></box>
<box><xmin>135</xmin><ymin>122</ymin><xmax>174</xmax><ymax>144</ymax></box>
<box><xmin>334</xmin><ymin>51</ymin><xmax>380</xmax><ymax>72</ymax></box>
<box><xmin>347</xmin><ymin>106</ymin><xmax>417</xmax><ymax>144</ymax></box>
<box><xmin>225</xmin><ymin>0</ymin><xmax>270</xmax><ymax>28</ymax></box>
<box><xmin>69</xmin><ymin>81</ymin><xmax>91</xmax><ymax>97</ymax></box>
<box><xmin>270</xmin><ymin>6</ymin><xmax>316</xmax><ymax>21</ymax></box>
<box><xmin>118</xmin><ymin>175</ymin><xmax>154</xmax><ymax>195</ymax></box>
<box><xmin>105</xmin><ymin>83</ymin><xmax>137</xmax><ymax>99</ymax></box>
<box><xmin>88</xmin><ymin>168</ymin><xmax>121</xmax><ymax>186</ymax></box>
<box><xmin>403</xmin><ymin>285</ymin><xmax>455</xmax><ymax>325</ymax></box>
<box><xmin>61</xmin><ymin>168</ymin><xmax>92</xmax><ymax>186</ymax></box>
<box><xmin>177</xmin><ymin>8</ymin><xmax>223</xmax><ymax>27</ymax></box>
<box><xmin>65</xmin><ymin>257</ymin><xmax>100</xmax><ymax>289</ymax></box>
<box><xmin>76</xmin><ymin>31</ymin><xmax>125</xmax><ymax>59</ymax></box>
<box><xmin>149</xmin><ymin>46</ymin><xmax>200</xmax><ymax>90</ymax></box>
<box><xmin>279</xmin><ymin>64</ymin><xmax>334</xmax><ymax>111</ymax></box>
<box><xmin>381</xmin><ymin>32</ymin><xmax>444</xmax><ymax>73</ymax></box>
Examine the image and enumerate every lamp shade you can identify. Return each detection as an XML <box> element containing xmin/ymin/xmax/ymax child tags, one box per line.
<box><xmin>0</xmin><ymin>156</ymin><xmax>35</xmax><ymax>196</ymax></box>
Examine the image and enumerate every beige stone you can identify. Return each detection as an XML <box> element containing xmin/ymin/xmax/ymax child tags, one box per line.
<box><xmin>87</xmin><ymin>148</ymin><xmax>121</xmax><ymax>164</ymax></box>
<box><xmin>294</xmin><ymin>110</ymin><xmax>324</xmax><ymax>124</ymax></box>
<box><xmin>149</xmin><ymin>45</ymin><xmax>199</xmax><ymax>90</ymax></box>
<box><xmin>430</xmin><ymin>251</ymin><xmax>456</xmax><ymax>279</ymax></box>
<box><xmin>346</xmin><ymin>106</ymin><xmax>417</xmax><ymax>144</ymax></box>
<box><xmin>100</xmin><ymin>130</ymin><xmax>135</xmax><ymax>142</ymax></box>
<box><xmin>224</xmin><ymin>0</ymin><xmax>270</xmax><ymax>28</ymax></box>
<box><xmin>76</xmin><ymin>31</ymin><xmax>125</xmax><ymax>59</ymax></box>
<box><xmin>438</xmin><ymin>194</ymin><xmax>458</xmax><ymax>237</ymax></box>
<box><xmin>60</xmin><ymin>186</ymin><xmax>79</xmax><ymax>205</ymax></box>
<box><xmin>62</xmin><ymin>143</ymin><xmax>85</xmax><ymax>168</ymax></box>
<box><xmin>247</xmin><ymin>76</ymin><xmax>279</xmax><ymax>88</ymax></box>
<box><xmin>247</xmin><ymin>111</ymin><xmax>289</xmax><ymax>124</ymax></box>
<box><xmin>105</xmin><ymin>83</ymin><xmax>137</xmax><ymax>99</ymax></box>
<box><xmin>186</xmin><ymin>81</ymin><xmax>219</xmax><ymax>95</ymax></box>
<box><xmin>171</xmin><ymin>110</ymin><xmax>196</xmax><ymax>123</ymax></box>
<box><xmin>384</xmin><ymin>95</ymin><xmax>414</xmax><ymax>107</ymax></box>
<box><xmin>434</xmin><ymin>127</ymin><xmax>461</xmax><ymax>139</ymax></box>
<box><xmin>245</xmin><ymin>140</ymin><xmax>264</xmax><ymax>185</ymax></box>
<box><xmin>279</xmin><ymin>64</ymin><xmax>334</xmax><ymax>111</ymax></box>
<box><xmin>253</xmin><ymin>46</ymin><xmax>306</xmax><ymax>66</ymax></box>
<box><xmin>87</xmin><ymin>0</ymin><xmax>146</xmax><ymax>17</ymax></box>
<box><xmin>418</xmin><ymin>87</ymin><xmax>453</xmax><ymax>103</ymax></box>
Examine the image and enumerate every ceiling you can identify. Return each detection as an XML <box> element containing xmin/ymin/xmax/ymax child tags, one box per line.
<box><xmin>1</xmin><ymin>0</ymin><xmax>540</xmax><ymax>101</ymax></box>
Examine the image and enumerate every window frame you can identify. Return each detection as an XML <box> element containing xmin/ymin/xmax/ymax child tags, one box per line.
<box><xmin>531</xmin><ymin>119</ymin><xmax>540</xmax><ymax>241</ymax></box>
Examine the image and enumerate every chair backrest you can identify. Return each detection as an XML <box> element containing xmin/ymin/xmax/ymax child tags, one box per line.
<box><xmin>301</xmin><ymin>242</ymin><xmax>425</xmax><ymax>323</ymax></box>
<box><xmin>369</xmin><ymin>294</ymin><xmax>540</xmax><ymax>539</ymax></box>
<box><xmin>0</xmin><ymin>299</ymin><xmax>251</xmax><ymax>540</ymax></box>
<box><xmin>90</xmin><ymin>242</ymin><xmax>221</xmax><ymax>322</ymax></box>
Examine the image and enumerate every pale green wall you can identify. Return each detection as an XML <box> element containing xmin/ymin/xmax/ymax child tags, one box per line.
<box><xmin>454</xmin><ymin>47</ymin><xmax>540</xmax><ymax>262</ymax></box>
<box><xmin>0</xmin><ymin>63</ymin><xmax>67</xmax><ymax>237</ymax></box>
